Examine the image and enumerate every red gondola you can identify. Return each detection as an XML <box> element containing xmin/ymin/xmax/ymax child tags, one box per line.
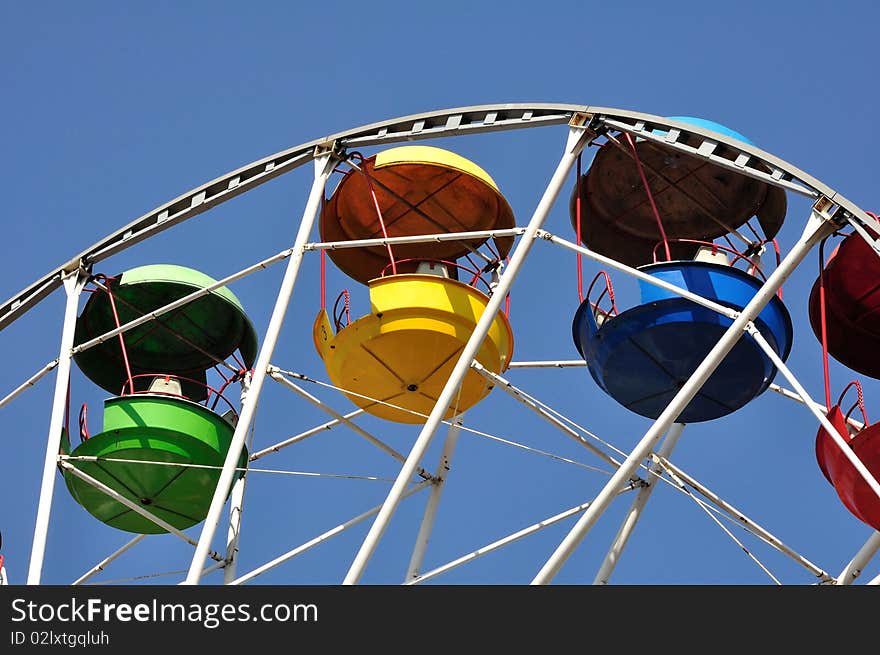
<box><xmin>815</xmin><ymin>384</ymin><xmax>880</xmax><ymax>531</ymax></box>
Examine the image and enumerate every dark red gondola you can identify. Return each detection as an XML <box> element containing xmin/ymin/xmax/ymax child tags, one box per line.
<box><xmin>808</xmin><ymin>226</ymin><xmax>880</xmax><ymax>379</ymax></box>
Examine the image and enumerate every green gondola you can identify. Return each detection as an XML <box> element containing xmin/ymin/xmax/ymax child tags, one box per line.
<box><xmin>62</xmin><ymin>394</ymin><xmax>247</xmax><ymax>534</ymax></box>
<box><xmin>64</xmin><ymin>264</ymin><xmax>257</xmax><ymax>534</ymax></box>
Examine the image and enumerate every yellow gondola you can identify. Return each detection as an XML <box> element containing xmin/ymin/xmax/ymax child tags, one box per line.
<box><xmin>313</xmin><ymin>273</ymin><xmax>513</xmax><ymax>423</ymax></box>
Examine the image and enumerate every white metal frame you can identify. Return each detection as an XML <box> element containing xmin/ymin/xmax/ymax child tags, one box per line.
<box><xmin>4</xmin><ymin>103</ymin><xmax>880</xmax><ymax>586</ymax></box>
<box><xmin>183</xmin><ymin>150</ymin><xmax>339</xmax><ymax>584</ymax></box>
<box><xmin>593</xmin><ymin>423</ymin><xmax>685</xmax><ymax>585</ymax></box>
<box><xmin>405</xmin><ymin>415</ymin><xmax>464</xmax><ymax>582</ymax></box>
<box><xmin>530</xmin><ymin>207</ymin><xmax>839</xmax><ymax>584</ymax></box>
<box><xmin>26</xmin><ymin>269</ymin><xmax>86</xmax><ymax>584</ymax></box>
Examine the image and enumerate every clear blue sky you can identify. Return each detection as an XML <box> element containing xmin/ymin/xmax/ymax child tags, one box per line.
<box><xmin>1</xmin><ymin>1</ymin><xmax>878</xmax><ymax>585</ymax></box>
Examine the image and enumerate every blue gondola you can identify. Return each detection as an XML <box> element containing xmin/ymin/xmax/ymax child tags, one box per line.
<box><xmin>572</xmin><ymin>260</ymin><xmax>792</xmax><ymax>423</ymax></box>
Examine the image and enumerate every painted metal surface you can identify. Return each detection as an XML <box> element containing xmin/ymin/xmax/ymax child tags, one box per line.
<box><xmin>62</xmin><ymin>395</ymin><xmax>245</xmax><ymax>534</ymax></box>
<box><xmin>184</xmin><ymin>152</ymin><xmax>336</xmax><ymax>584</ymax></box>
<box><xmin>570</xmin><ymin>116</ymin><xmax>787</xmax><ymax>267</ymax></box>
<box><xmin>573</xmin><ymin>261</ymin><xmax>792</xmax><ymax>422</ymax></box>
<box><xmin>534</xmin><ymin>210</ymin><xmax>835</xmax><ymax>584</ymax></box>
<box><xmin>5</xmin><ymin>101</ymin><xmax>880</xmax><ymax>585</ymax></box>
<box><xmin>809</xmin><ymin>232</ymin><xmax>880</xmax><ymax>378</ymax></box>
<box><xmin>9</xmin><ymin>102</ymin><xmax>877</xmax><ymax>336</ymax></box>
<box><xmin>27</xmin><ymin>272</ymin><xmax>86</xmax><ymax>584</ymax></box>
<box><xmin>320</xmin><ymin>145</ymin><xmax>515</xmax><ymax>284</ymax></box>
<box><xmin>816</xmin><ymin>409</ymin><xmax>880</xmax><ymax>531</ymax></box>
<box><xmin>664</xmin><ymin>117</ymin><xmax>754</xmax><ymax>144</ymax></box>
<box><xmin>73</xmin><ymin>264</ymin><xmax>257</xmax><ymax>399</ymax></box>
<box><xmin>313</xmin><ymin>274</ymin><xmax>513</xmax><ymax>423</ymax></box>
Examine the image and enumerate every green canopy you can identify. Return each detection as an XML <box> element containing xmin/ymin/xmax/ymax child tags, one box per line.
<box><xmin>73</xmin><ymin>264</ymin><xmax>258</xmax><ymax>401</ymax></box>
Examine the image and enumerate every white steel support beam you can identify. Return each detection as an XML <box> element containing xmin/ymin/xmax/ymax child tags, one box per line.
<box><xmin>59</xmin><ymin>462</ymin><xmax>223</xmax><ymax>560</ymax></box>
<box><xmin>769</xmin><ymin>382</ymin><xmax>864</xmax><ymax>431</ymax></box>
<box><xmin>72</xmin><ymin>535</ymin><xmax>146</xmax><ymax>585</ymax></box>
<box><xmin>593</xmin><ymin>423</ymin><xmax>685</xmax><ymax>585</ymax></box>
<box><xmin>656</xmin><ymin>452</ymin><xmax>783</xmax><ymax>583</ymax></box>
<box><xmin>507</xmin><ymin>360</ymin><xmax>587</xmax><ymax>369</ymax></box>
<box><xmin>95</xmin><ymin>561</ymin><xmax>226</xmax><ymax>586</ymax></box>
<box><xmin>541</xmin><ymin>232</ymin><xmax>738</xmax><ymax>319</ymax></box>
<box><xmin>27</xmin><ymin>270</ymin><xmax>85</xmax><ymax>585</ymax></box>
<box><xmin>184</xmin><ymin>149</ymin><xmax>338</xmax><ymax>584</ymax></box>
<box><xmin>268</xmin><ymin>369</ymin><xmax>423</xmax><ymax>473</ymax></box>
<box><xmin>654</xmin><ymin>454</ymin><xmax>832</xmax><ymax>580</ymax></box>
<box><xmin>231</xmin><ymin>481</ymin><xmax>431</xmax><ymax>585</ymax></box>
<box><xmin>343</xmin><ymin>122</ymin><xmax>596</xmax><ymax>584</ymax></box>
<box><xmin>531</xmin><ymin>206</ymin><xmax>838</xmax><ymax>584</ymax></box>
<box><xmin>407</xmin><ymin>485</ymin><xmax>638</xmax><ymax>585</ymax></box>
<box><xmin>72</xmin><ymin>249</ymin><xmax>296</xmax><ymax>358</ymax></box>
<box><xmin>224</xmin><ymin>373</ymin><xmax>252</xmax><ymax>584</ymax></box>
<box><xmin>223</xmin><ymin>477</ymin><xmax>246</xmax><ymax>584</ymax></box>
<box><xmin>305</xmin><ymin>227</ymin><xmax>526</xmax><ymax>253</ymax></box>
<box><xmin>223</xmin><ymin>372</ymin><xmax>254</xmax><ymax>584</ymax></box>
<box><xmin>405</xmin><ymin>415</ymin><xmax>464</xmax><ymax>581</ymax></box>
<box><xmin>0</xmin><ymin>359</ymin><xmax>58</xmax><ymax>410</ymax></box>
<box><xmin>249</xmin><ymin>409</ymin><xmax>366</xmax><ymax>461</ymax></box>
<box><xmin>472</xmin><ymin>362</ymin><xmax>620</xmax><ymax>469</ymax></box>
<box><xmin>837</xmin><ymin>533</ymin><xmax>880</xmax><ymax>585</ymax></box>
<box><xmin>748</xmin><ymin>325</ymin><xmax>880</xmax><ymax>504</ymax></box>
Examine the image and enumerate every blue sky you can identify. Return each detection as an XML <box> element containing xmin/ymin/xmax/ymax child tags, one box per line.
<box><xmin>1</xmin><ymin>1</ymin><xmax>878</xmax><ymax>585</ymax></box>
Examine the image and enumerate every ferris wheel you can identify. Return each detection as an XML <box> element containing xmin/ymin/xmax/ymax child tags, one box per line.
<box><xmin>2</xmin><ymin>103</ymin><xmax>880</xmax><ymax>586</ymax></box>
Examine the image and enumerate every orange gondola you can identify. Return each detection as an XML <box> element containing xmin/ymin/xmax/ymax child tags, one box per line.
<box><xmin>320</xmin><ymin>145</ymin><xmax>515</xmax><ymax>285</ymax></box>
